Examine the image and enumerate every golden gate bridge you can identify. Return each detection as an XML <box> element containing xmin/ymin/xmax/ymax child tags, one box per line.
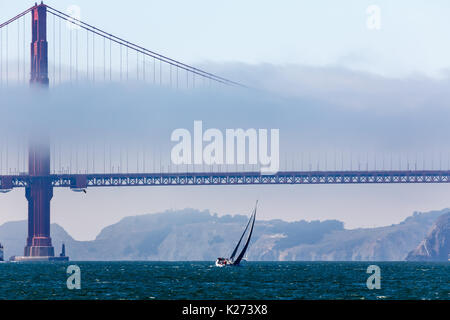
<box><xmin>1</xmin><ymin>2</ymin><xmax>450</xmax><ymax>261</ymax></box>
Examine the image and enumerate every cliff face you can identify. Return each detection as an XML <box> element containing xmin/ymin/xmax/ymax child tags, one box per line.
<box><xmin>0</xmin><ymin>208</ymin><xmax>447</xmax><ymax>261</ymax></box>
<box><xmin>406</xmin><ymin>212</ymin><xmax>450</xmax><ymax>261</ymax></box>
<box><xmin>251</xmin><ymin>210</ymin><xmax>444</xmax><ymax>261</ymax></box>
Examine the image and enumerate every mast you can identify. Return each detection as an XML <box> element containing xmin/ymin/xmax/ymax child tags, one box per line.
<box><xmin>233</xmin><ymin>201</ymin><xmax>257</xmax><ymax>265</ymax></box>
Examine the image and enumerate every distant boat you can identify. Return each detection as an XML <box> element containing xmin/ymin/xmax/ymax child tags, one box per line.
<box><xmin>215</xmin><ymin>201</ymin><xmax>257</xmax><ymax>267</ymax></box>
<box><xmin>0</xmin><ymin>242</ymin><xmax>4</xmax><ymax>262</ymax></box>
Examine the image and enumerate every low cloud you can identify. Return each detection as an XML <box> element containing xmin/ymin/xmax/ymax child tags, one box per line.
<box><xmin>1</xmin><ymin>63</ymin><xmax>450</xmax><ymax>172</ymax></box>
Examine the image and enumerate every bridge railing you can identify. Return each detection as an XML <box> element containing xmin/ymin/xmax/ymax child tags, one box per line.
<box><xmin>2</xmin><ymin>170</ymin><xmax>450</xmax><ymax>191</ymax></box>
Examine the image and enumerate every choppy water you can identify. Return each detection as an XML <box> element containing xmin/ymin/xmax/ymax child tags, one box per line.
<box><xmin>0</xmin><ymin>261</ymin><xmax>448</xmax><ymax>300</ymax></box>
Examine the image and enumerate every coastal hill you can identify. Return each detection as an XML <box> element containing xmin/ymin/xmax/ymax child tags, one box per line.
<box><xmin>0</xmin><ymin>208</ymin><xmax>447</xmax><ymax>261</ymax></box>
<box><xmin>406</xmin><ymin>212</ymin><xmax>450</xmax><ymax>261</ymax></box>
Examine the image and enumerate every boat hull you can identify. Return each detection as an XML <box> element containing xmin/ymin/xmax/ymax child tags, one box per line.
<box><xmin>214</xmin><ymin>201</ymin><xmax>257</xmax><ymax>267</ymax></box>
<box><xmin>215</xmin><ymin>258</ymin><xmax>236</xmax><ymax>267</ymax></box>
<box><xmin>215</xmin><ymin>258</ymin><xmax>242</xmax><ymax>267</ymax></box>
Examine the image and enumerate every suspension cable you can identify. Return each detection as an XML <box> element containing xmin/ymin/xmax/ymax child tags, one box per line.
<box><xmin>46</xmin><ymin>6</ymin><xmax>245</xmax><ymax>87</ymax></box>
<box><xmin>0</xmin><ymin>4</ymin><xmax>246</xmax><ymax>87</ymax></box>
<box><xmin>0</xmin><ymin>6</ymin><xmax>34</xmax><ymax>29</ymax></box>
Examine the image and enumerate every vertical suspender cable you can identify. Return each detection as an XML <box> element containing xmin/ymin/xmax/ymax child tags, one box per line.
<box><xmin>143</xmin><ymin>145</ymin><xmax>146</xmax><ymax>172</ymax></box>
<box><xmin>86</xmin><ymin>29</ymin><xmax>89</xmax><ymax>81</ymax></box>
<box><xmin>76</xmin><ymin>143</ymin><xmax>79</xmax><ymax>173</ymax></box>
<box><xmin>1</xmin><ymin>27</ymin><xmax>3</xmax><ymax>87</ymax></box>
<box><xmin>109</xmin><ymin>144</ymin><xmax>112</xmax><ymax>174</ymax></box>
<box><xmin>23</xmin><ymin>139</ymin><xmax>26</xmax><ymax>173</ymax></box>
<box><xmin>52</xmin><ymin>142</ymin><xmax>55</xmax><ymax>174</ymax></box>
<box><xmin>70</xmin><ymin>27</ymin><xmax>72</xmax><ymax>81</ymax></box>
<box><xmin>16</xmin><ymin>140</ymin><xmax>19</xmax><ymax>174</ymax></box>
<box><xmin>109</xmin><ymin>38</ymin><xmax>112</xmax><ymax>81</ymax></box>
<box><xmin>126</xmin><ymin>45</ymin><xmax>128</xmax><ymax>81</ymax></box>
<box><xmin>6</xmin><ymin>24</ymin><xmax>8</xmax><ymax>87</ymax></box>
<box><xmin>53</xmin><ymin>14</ymin><xmax>55</xmax><ymax>85</ymax></box>
<box><xmin>92</xmin><ymin>32</ymin><xmax>95</xmax><ymax>83</ymax></box>
<box><xmin>0</xmin><ymin>139</ymin><xmax>3</xmax><ymax>175</ymax></box>
<box><xmin>92</xmin><ymin>142</ymin><xmax>95</xmax><ymax>173</ymax></box>
<box><xmin>103</xmin><ymin>143</ymin><xmax>106</xmax><ymax>173</ymax></box>
<box><xmin>59</xmin><ymin>18</ymin><xmax>61</xmax><ymax>83</ymax></box>
<box><xmin>103</xmin><ymin>36</ymin><xmax>105</xmax><ymax>81</ymax></box>
<box><xmin>5</xmin><ymin>136</ymin><xmax>8</xmax><ymax>174</ymax></box>
<box><xmin>59</xmin><ymin>141</ymin><xmax>61</xmax><ymax>174</ymax></box>
<box><xmin>24</xmin><ymin>15</ymin><xmax>26</xmax><ymax>83</ymax></box>
<box><xmin>69</xmin><ymin>144</ymin><xmax>72</xmax><ymax>173</ymax></box>
<box><xmin>86</xmin><ymin>143</ymin><xmax>88</xmax><ymax>174</ymax></box>
<box><xmin>76</xmin><ymin>28</ymin><xmax>78</xmax><ymax>82</ymax></box>
<box><xmin>17</xmin><ymin>19</ymin><xmax>19</xmax><ymax>85</ymax></box>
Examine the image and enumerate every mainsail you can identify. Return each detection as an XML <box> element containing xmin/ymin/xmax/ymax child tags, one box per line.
<box><xmin>229</xmin><ymin>208</ymin><xmax>255</xmax><ymax>261</ymax></box>
<box><xmin>232</xmin><ymin>201</ymin><xmax>257</xmax><ymax>265</ymax></box>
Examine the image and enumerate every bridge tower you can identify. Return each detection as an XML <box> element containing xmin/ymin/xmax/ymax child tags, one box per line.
<box><xmin>24</xmin><ymin>2</ymin><xmax>54</xmax><ymax>258</ymax></box>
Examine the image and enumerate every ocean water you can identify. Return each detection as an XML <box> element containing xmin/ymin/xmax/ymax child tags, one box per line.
<box><xmin>0</xmin><ymin>261</ymin><xmax>448</xmax><ymax>300</ymax></box>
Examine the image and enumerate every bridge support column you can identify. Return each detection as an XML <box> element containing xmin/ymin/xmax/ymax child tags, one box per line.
<box><xmin>30</xmin><ymin>3</ymin><xmax>49</xmax><ymax>85</ymax></box>
<box><xmin>24</xmin><ymin>181</ymin><xmax>54</xmax><ymax>257</ymax></box>
<box><xmin>19</xmin><ymin>3</ymin><xmax>55</xmax><ymax>259</ymax></box>
<box><xmin>24</xmin><ymin>141</ymin><xmax>55</xmax><ymax>258</ymax></box>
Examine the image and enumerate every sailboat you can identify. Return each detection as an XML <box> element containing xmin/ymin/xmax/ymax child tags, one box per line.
<box><xmin>215</xmin><ymin>201</ymin><xmax>257</xmax><ymax>267</ymax></box>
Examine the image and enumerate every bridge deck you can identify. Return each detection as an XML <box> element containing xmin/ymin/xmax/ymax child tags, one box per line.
<box><xmin>1</xmin><ymin>170</ymin><xmax>450</xmax><ymax>190</ymax></box>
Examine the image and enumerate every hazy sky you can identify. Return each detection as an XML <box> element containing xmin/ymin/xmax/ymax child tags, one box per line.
<box><xmin>2</xmin><ymin>0</ymin><xmax>450</xmax><ymax>77</ymax></box>
<box><xmin>1</xmin><ymin>1</ymin><xmax>450</xmax><ymax>240</ymax></box>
